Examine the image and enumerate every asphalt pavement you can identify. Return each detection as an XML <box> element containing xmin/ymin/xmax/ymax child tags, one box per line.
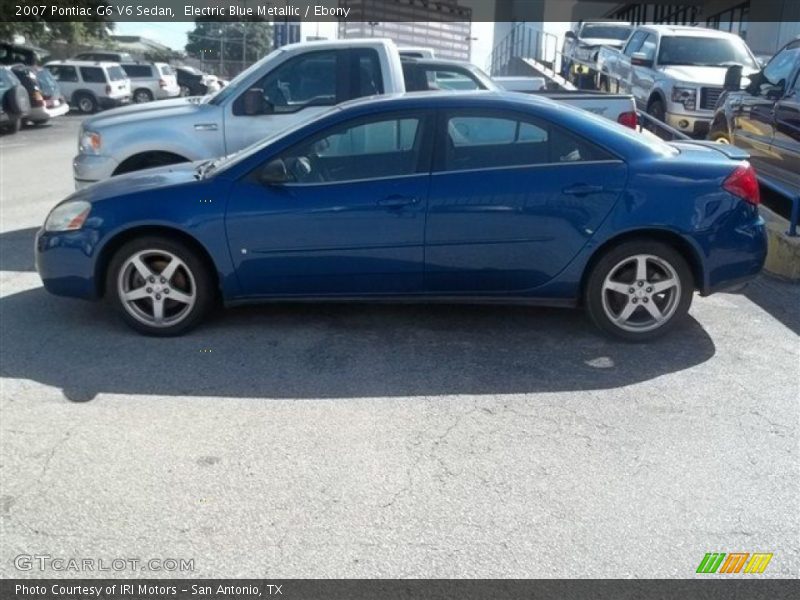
<box><xmin>0</xmin><ymin>115</ymin><xmax>798</xmax><ymax>578</ymax></box>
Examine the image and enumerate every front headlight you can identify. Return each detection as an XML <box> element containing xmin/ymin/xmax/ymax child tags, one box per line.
<box><xmin>45</xmin><ymin>201</ymin><xmax>91</xmax><ymax>232</ymax></box>
<box><xmin>78</xmin><ymin>129</ymin><xmax>102</xmax><ymax>154</ymax></box>
<box><xmin>671</xmin><ymin>87</ymin><xmax>697</xmax><ymax>111</ymax></box>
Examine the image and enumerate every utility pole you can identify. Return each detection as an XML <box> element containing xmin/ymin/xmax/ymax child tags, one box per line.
<box><xmin>218</xmin><ymin>27</ymin><xmax>224</xmax><ymax>76</ymax></box>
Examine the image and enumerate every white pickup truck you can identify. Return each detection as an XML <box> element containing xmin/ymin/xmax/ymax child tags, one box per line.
<box><xmin>597</xmin><ymin>24</ymin><xmax>759</xmax><ymax>137</ymax></box>
<box><xmin>74</xmin><ymin>39</ymin><xmax>637</xmax><ymax>188</ymax></box>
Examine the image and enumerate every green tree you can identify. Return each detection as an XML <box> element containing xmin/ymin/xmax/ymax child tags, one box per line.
<box><xmin>0</xmin><ymin>1</ymin><xmax>112</xmax><ymax>45</ymax></box>
<box><xmin>185</xmin><ymin>20</ymin><xmax>273</xmax><ymax>65</ymax></box>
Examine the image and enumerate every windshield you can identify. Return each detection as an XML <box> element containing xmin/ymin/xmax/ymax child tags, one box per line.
<box><xmin>658</xmin><ymin>36</ymin><xmax>757</xmax><ymax>68</ymax></box>
<box><xmin>209</xmin><ymin>48</ymin><xmax>284</xmax><ymax>105</ymax></box>
<box><xmin>36</xmin><ymin>68</ymin><xmax>59</xmax><ymax>95</ymax></box>
<box><xmin>107</xmin><ymin>66</ymin><xmax>127</xmax><ymax>81</ymax></box>
<box><xmin>581</xmin><ymin>24</ymin><xmax>632</xmax><ymax>41</ymax></box>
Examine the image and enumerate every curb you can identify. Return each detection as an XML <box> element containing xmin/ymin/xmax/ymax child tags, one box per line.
<box><xmin>762</xmin><ymin>205</ymin><xmax>800</xmax><ymax>281</ymax></box>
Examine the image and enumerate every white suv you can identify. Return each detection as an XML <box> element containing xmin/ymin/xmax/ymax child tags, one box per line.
<box><xmin>44</xmin><ymin>60</ymin><xmax>131</xmax><ymax>113</ymax></box>
<box><xmin>121</xmin><ymin>62</ymin><xmax>180</xmax><ymax>103</ymax></box>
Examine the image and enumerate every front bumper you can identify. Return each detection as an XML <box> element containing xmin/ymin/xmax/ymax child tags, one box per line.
<box><xmin>35</xmin><ymin>228</ymin><xmax>100</xmax><ymax>300</ymax></box>
<box><xmin>665</xmin><ymin>111</ymin><xmax>712</xmax><ymax>137</ymax></box>
<box><xmin>73</xmin><ymin>153</ymin><xmax>119</xmax><ymax>189</ymax></box>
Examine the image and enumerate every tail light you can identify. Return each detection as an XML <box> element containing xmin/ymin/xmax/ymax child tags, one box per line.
<box><xmin>617</xmin><ymin>111</ymin><xmax>638</xmax><ymax>129</ymax></box>
<box><xmin>105</xmin><ymin>84</ymin><xmax>112</xmax><ymax>95</ymax></box>
<box><xmin>32</xmin><ymin>90</ymin><xmax>44</xmax><ymax>107</ymax></box>
<box><xmin>159</xmin><ymin>78</ymin><xmax>167</xmax><ymax>88</ymax></box>
<box><xmin>723</xmin><ymin>163</ymin><xmax>760</xmax><ymax>206</ymax></box>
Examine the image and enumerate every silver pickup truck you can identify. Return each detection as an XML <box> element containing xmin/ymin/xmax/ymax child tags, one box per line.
<box><xmin>598</xmin><ymin>24</ymin><xmax>759</xmax><ymax>137</ymax></box>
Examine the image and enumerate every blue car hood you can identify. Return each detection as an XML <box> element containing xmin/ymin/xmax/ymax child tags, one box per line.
<box><xmin>71</xmin><ymin>162</ymin><xmax>203</xmax><ymax>204</ymax></box>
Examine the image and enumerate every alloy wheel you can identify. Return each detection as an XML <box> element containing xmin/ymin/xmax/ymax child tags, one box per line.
<box><xmin>600</xmin><ymin>254</ymin><xmax>681</xmax><ymax>333</ymax></box>
<box><xmin>117</xmin><ymin>249</ymin><xmax>196</xmax><ymax>328</ymax></box>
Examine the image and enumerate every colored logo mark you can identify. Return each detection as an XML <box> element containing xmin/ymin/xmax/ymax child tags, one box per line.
<box><xmin>696</xmin><ymin>552</ymin><xmax>773</xmax><ymax>574</ymax></box>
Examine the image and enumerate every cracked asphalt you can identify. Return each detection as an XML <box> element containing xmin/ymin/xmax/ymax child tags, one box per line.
<box><xmin>1</xmin><ymin>116</ymin><xmax>798</xmax><ymax>578</ymax></box>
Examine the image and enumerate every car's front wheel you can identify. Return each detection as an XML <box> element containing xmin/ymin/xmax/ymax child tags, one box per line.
<box><xmin>585</xmin><ymin>240</ymin><xmax>693</xmax><ymax>341</ymax></box>
<box><xmin>107</xmin><ymin>236</ymin><xmax>215</xmax><ymax>336</ymax></box>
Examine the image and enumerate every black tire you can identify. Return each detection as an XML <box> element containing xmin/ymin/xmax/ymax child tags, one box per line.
<box><xmin>75</xmin><ymin>92</ymin><xmax>97</xmax><ymax>114</ymax></box>
<box><xmin>584</xmin><ymin>240</ymin><xmax>694</xmax><ymax>342</ymax></box>
<box><xmin>133</xmin><ymin>88</ymin><xmax>153</xmax><ymax>103</ymax></box>
<box><xmin>4</xmin><ymin>84</ymin><xmax>30</xmax><ymax>115</ymax></box>
<box><xmin>106</xmin><ymin>236</ymin><xmax>216</xmax><ymax>336</ymax></box>
<box><xmin>647</xmin><ymin>98</ymin><xmax>666</xmax><ymax>123</ymax></box>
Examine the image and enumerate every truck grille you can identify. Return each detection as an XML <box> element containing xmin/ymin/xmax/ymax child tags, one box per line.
<box><xmin>700</xmin><ymin>87</ymin><xmax>723</xmax><ymax>110</ymax></box>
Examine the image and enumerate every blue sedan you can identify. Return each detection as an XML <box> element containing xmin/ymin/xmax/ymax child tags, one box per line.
<box><xmin>36</xmin><ymin>92</ymin><xmax>766</xmax><ymax>340</ymax></box>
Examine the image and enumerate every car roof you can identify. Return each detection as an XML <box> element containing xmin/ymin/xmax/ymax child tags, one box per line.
<box><xmin>45</xmin><ymin>60</ymin><xmax>122</xmax><ymax>68</ymax></box>
<box><xmin>335</xmin><ymin>90</ymin><xmax>563</xmax><ymax>114</ymax></box>
<box><xmin>638</xmin><ymin>24</ymin><xmax>741</xmax><ymax>38</ymax></box>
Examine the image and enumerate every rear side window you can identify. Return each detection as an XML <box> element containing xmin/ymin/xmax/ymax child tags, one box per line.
<box><xmin>80</xmin><ymin>67</ymin><xmax>106</xmax><ymax>83</ymax></box>
<box><xmin>107</xmin><ymin>66</ymin><xmax>127</xmax><ymax>81</ymax></box>
<box><xmin>48</xmin><ymin>65</ymin><xmax>78</xmax><ymax>82</ymax></box>
<box><xmin>122</xmin><ymin>64</ymin><xmax>152</xmax><ymax>78</ymax></box>
<box><xmin>440</xmin><ymin>112</ymin><xmax>614</xmax><ymax>172</ymax></box>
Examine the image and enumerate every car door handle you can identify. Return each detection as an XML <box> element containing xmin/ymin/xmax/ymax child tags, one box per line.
<box><xmin>194</xmin><ymin>123</ymin><xmax>218</xmax><ymax>131</ymax></box>
<box><xmin>379</xmin><ymin>195</ymin><xmax>418</xmax><ymax>208</ymax></box>
<box><xmin>562</xmin><ymin>184</ymin><xmax>605</xmax><ymax>196</ymax></box>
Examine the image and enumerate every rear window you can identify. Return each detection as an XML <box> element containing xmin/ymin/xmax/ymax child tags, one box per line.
<box><xmin>159</xmin><ymin>65</ymin><xmax>175</xmax><ymax>76</ymax></box>
<box><xmin>122</xmin><ymin>64</ymin><xmax>152</xmax><ymax>78</ymax></box>
<box><xmin>36</xmin><ymin>69</ymin><xmax>58</xmax><ymax>96</ymax></box>
<box><xmin>107</xmin><ymin>66</ymin><xmax>127</xmax><ymax>81</ymax></box>
<box><xmin>80</xmin><ymin>67</ymin><xmax>106</xmax><ymax>83</ymax></box>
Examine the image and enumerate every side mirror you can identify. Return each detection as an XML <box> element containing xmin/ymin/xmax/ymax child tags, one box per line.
<box><xmin>242</xmin><ymin>88</ymin><xmax>273</xmax><ymax>116</ymax></box>
<box><xmin>259</xmin><ymin>159</ymin><xmax>289</xmax><ymax>185</ymax></box>
<box><xmin>723</xmin><ymin>65</ymin><xmax>743</xmax><ymax>91</ymax></box>
<box><xmin>630</xmin><ymin>52</ymin><xmax>653</xmax><ymax>68</ymax></box>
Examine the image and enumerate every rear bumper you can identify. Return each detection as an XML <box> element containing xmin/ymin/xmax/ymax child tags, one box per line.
<box><xmin>98</xmin><ymin>96</ymin><xmax>131</xmax><ymax>110</ymax></box>
<box><xmin>702</xmin><ymin>214</ymin><xmax>767</xmax><ymax>295</ymax></box>
<box><xmin>28</xmin><ymin>102</ymin><xmax>70</xmax><ymax>122</ymax></box>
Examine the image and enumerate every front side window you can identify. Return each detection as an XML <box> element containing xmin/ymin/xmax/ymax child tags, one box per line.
<box><xmin>236</xmin><ymin>50</ymin><xmax>338</xmax><ymax>115</ymax></box>
<box><xmin>640</xmin><ymin>34</ymin><xmax>657</xmax><ymax>61</ymax></box>
<box><xmin>273</xmin><ymin>114</ymin><xmax>425</xmax><ymax>184</ymax></box>
<box><xmin>441</xmin><ymin>112</ymin><xmax>613</xmax><ymax>172</ymax></box>
<box><xmin>763</xmin><ymin>40</ymin><xmax>800</xmax><ymax>88</ymax></box>
<box><xmin>353</xmin><ymin>49</ymin><xmax>384</xmax><ymax>98</ymax></box>
<box><xmin>80</xmin><ymin>67</ymin><xmax>106</xmax><ymax>83</ymax></box>
<box><xmin>658</xmin><ymin>36</ymin><xmax>757</xmax><ymax>68</ymax></box>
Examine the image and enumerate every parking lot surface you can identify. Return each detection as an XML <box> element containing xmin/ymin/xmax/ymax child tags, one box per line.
<box><xmin>0</xmin><ymin>117</ymin><xmax>798</xmax><ymax>578</ymax></box>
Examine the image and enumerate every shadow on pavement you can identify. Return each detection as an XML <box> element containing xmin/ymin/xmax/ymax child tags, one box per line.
<box><xmin>0</xmin><ymin>285</ymin><xmax>716</xmax><ymax>402</ymax></box>
<box><xmin>744</xmin><ymin>275</ymin><xmax>800</xmax><ymax>336</ymax></box>
<box><xmin>0</xmin><ymin>227</ymin><xmax>37</xmax><ymax>272</ymax></box>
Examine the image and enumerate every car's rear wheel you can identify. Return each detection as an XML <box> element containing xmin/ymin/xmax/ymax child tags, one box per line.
<box><xmin>585</xmin><ymin>240</ymin><xmax>693</xmax><ymax>341</ymax></box>
<box><xmin>107</xmin><ymin>236</ymin><xmax>215</xmax><ymax>336</ymax></box>
<box><xmin>75</xmin><ymin>93</ymin><xmax>97</xmax><ymax>114</ymax></box>
<box><xmin>133</xmin><ymin>88</ymin><xmax>153</xmax><ymax>103</ymax></box>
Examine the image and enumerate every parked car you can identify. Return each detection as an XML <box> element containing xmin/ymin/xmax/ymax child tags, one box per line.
<box><xmin>398</xmin><ymin>47</ymin><xmax>435</xmax><ymax>59</ymax></box>
<box><xmin>71</xmin><ymin>39</ymin><xmax>638</xmax><ymax>188</ymax></box>
<box><xmin>709</xmin><ymin>37</ymin><xmax>800</xmax><ymax>195</ymax></box>
<box><xmin>561</xmin><ymin>21</ymin><xmax>634</xmax><ymax>78</ymax></box>
<box><xmin>175</xmin><ymin>66</ymin><xmax>208</xmax><ymax>97</ymax></box>
<box><xmin>44</xmin><ymin>60</ymin><xmax>131</xmax><ymax>113</ymax></box>
<box><xmin>1</xmin><ymin>42</ymin><xmax>47</xmax><ymax>66</ymax></box>
<box><xmin>121</xmin><ymin>62</ymin><xmax>180</xmax><ymax>103</ymax></box>
<box><xmin>0</xmin><ymin>66</ymin><xmax>30</xmax><ymax>133</ymax></box>
<box><xmin>599</xmin><ymin>25</ymin><xmax>760</xmax><ymax>136</ymax></box>
<box><xmin>38</xmin><ymin>92</ymin><xmax>766</xmax><ymax>340</ymax></box>
<box><xmin>10</xmin><ymin>64</ymin><xmax>69</xmax><ymax>125</ymax></box>
<box><xmin>73</xmin><ymin>51</ymin><xmax>135</xmax><ymax>63</ymax></box>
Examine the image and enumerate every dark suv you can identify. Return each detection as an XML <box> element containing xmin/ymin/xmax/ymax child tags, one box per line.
<box><xmin>709</xmin><ymin>38</ymin><xmax>800</xmax><ymax>195</ymax></box>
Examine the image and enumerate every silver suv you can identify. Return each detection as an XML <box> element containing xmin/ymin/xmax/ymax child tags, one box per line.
<box><xmin>121</xmin><ymin>62</ymin><xmax>180</xmax><ymax>103</ymax></box>
<box><xmin>44</xmin><ymin>60</ymin><xmax>131</xmax><ymax>113</ymax></box>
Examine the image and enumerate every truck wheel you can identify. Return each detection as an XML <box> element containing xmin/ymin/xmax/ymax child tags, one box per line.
<box><xmin>133</xmin><ymin>88</ymin><xmax>153</xmax><ymax>103</ymax></box>
<box><xmin>647</xmin><ymin>98</ymin><xmax>666</xmax><ymax>123</ymax></box>
<box><xmin>75</xmin><ymin>93</ymin><xmax>97</xmax><ymax>114</ymax></box>
<box><xmin>107</xmin><ymin>236</ymin><xmax>215</xmax><ymax>336</ymax></box>
<box><xmin>585</xmin><ymin>240</ymin><xmax>693</xmax><ymax>342</ymax></box>
<box><xmin>710</xmin><ymin>131</ymin><xmax>731</xmax><ymax>144</ymax></box>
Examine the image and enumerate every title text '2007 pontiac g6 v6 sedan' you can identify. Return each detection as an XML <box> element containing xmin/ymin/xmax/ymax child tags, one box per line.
<box><xmin>36</xmin><ymin>92</ymin><xmax>766</xmax><ymax>341</ymax></box>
